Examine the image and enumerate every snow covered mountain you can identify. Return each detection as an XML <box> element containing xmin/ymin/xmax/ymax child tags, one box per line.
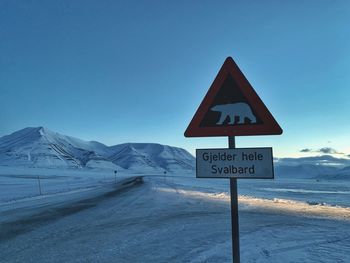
<box><xmin>274</xmin><ymin>155</ymin><xmax>350</xmax><ymax>180</ymax></box>
<box><xmin>109</xmin><ymin>143</ymin><xmax>195</xmax><ymax>172</ymax></box>
<box><xmin>275</xmin><ymin>164</ymin><xmax>340</xmax><ymax>179</ymax></box>
<box><xmin>0</xmin><ymin>127</ymin><xmax>195</xmax><ymax>172</ymax></box>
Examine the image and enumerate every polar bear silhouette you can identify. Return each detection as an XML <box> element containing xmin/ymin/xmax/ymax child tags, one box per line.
<box><xmin>211</xmin><ymin>102</ymin><xmax>256</xmax><ymax>125</ymax></box>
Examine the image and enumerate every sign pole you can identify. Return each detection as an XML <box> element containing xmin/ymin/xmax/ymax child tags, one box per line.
<box><xmin>229</xmin><ymin>136</ymin><xmax>240</xmax><ymax>263</ymax></box>
<box><xmin>185</xmin><ymin>56</ymin><xmax>282</xmax><ymax>262</ymax></box>
<box><xmin>37</xmin><ymin>175</ymin><xmax>42</xmax><ymax>195</ymax></box>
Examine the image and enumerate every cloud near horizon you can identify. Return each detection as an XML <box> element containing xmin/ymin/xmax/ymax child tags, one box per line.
<box><xmin>300</xmin><ymin>148</ymin><xmax>312</xmax><ymax>153</ymax></box>
<box><xmin>300</xmin><ymin>147</ymin><xmax>345</xmax><ymax>155</ymax></box>
<box><xmin>318</xmin><ymin>147</ymin><xmax>343</xmax><ymax>154</ymax></box>
<box><xmin>275</xmin><ymin>155</ymin><xmax>350</xmax><ymax>167</ymax></box>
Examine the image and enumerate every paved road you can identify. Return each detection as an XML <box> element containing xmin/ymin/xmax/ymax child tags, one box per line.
<box><xmin>0</xmin><ymin>176</ymin><xmax>143</xmax><ymax>241</ymax></box>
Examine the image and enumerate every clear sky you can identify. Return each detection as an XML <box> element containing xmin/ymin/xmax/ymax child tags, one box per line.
<box><xmin>1</xmin><ymin>1</ymin><xmax>349</xmax><ymax>157</ymax></box>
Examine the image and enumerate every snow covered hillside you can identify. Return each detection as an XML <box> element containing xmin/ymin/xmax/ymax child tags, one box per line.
<box><xmin>1</xmin><ymin>127</ymin><xmax>349</xmax><ymax>179</ymax></box>
<box><xmin>0</xmin><ymin>127</ymin><xmax>195</xmax><ymax>172</ymax></box>
<box><xmin>1</xmin><ymin>129</ymin><xmax>350</xmax><ymax>262</ymax></box>
<box><xmin>275</xmin><ymin>156</ymin><xmax>350</xmax><ymax>180</ymax></box>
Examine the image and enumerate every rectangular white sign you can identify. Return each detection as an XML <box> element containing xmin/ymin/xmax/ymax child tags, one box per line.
<box><xmin>196</xmin><ymin>148</ymin><xmax>274</xmax><ymax>179</ymax></box>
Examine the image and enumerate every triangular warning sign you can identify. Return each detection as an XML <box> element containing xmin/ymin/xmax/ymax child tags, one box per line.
<box><xmin>184</xmin><ymin>57</ymin><xmax>282</xmax><ymax>137</ymax></box>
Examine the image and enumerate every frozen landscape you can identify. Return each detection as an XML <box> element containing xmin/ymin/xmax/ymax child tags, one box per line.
<box><xmin>1</xmin><ymin>128</ymin><xmax>350</xmax><ymax>262</ymax></box>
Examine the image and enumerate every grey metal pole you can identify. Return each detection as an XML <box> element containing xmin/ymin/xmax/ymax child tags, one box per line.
<box><xmin>37</xmin><ymin>175</ymin><xmax>42</xmax><ymax>195</ymax></box>
<box><xmin>229</xmin><ymin>136</ymin><xmax>240</xmax><ymax>263</ymax></box>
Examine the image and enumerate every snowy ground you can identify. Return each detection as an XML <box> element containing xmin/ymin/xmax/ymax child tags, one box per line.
<box><xmin>0</xmin><ymin>167</ymin><xmax>147</xmax><ymax>202</ymax></box>
<box><xmin>1</xmin><ymin>168</ymin><xmax>350</xmax><ymax>262</ymax></box>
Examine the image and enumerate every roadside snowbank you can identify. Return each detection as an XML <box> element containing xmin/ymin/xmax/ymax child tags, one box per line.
<box><xmin>157</xmin><ymin>187</ymin><xmax>350</xmax><ymax>220</ymax></box>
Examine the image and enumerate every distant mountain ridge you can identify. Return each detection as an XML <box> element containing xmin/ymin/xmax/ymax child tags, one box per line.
<box><xmin>275</xmin><ymin>163</ymin><xmax>350</xmax><ymax>180</ymax></box>
<box><xmin>274</xmin><ymin>155</ymin><xmax>350</xmax><ymax>180</ymax></box>
<box><xmin>0</xmin><ymin>127</ymin><xmax>195</xmax><ymax>172</ymax></box>
<box><xmin>1</xmin><ymin>127</ymin><xmax>349</xmax><ymax>179</ymax></box>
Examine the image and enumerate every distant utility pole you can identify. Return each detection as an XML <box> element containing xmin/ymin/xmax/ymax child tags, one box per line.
<box><xmin>114</xmin><ymin>170</ymin><xmax>117</xmax><ymax>184</ymax></box>
<box><xmin>164</xmin><ymin>170</ymin><xmax>166</xmax><ymax>181</ymax></box>
<box><xmin>37</xmin><ymin>175</ymin><xmax>42</xmax><ymax>195</ymax></box>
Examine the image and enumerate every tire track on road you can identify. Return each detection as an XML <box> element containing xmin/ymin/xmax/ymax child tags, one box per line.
<box><xmin>0</xmin><ymin>176</ymin><xmax>144</xmax><ymax>241</ymax></box>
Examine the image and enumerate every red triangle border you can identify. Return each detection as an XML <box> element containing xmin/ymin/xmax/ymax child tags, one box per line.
<box><xmin>184</xmin><ymin>57</ymin><xmax>283</xmax><ymax>137</ymax></box>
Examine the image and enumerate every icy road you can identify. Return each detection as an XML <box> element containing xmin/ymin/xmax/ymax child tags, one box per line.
<box><xmin>1</xmin><ymin>175</ymin><xmax>350</xmax><ymax>262</ymax></box>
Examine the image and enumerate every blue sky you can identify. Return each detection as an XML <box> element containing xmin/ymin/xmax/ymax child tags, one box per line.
<box><xmin>1</xmin><ymin>1</ymin><xmax>349</xmax><ymax>157</ymax></box>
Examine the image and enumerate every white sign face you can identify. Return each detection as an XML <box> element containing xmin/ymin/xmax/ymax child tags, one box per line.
<box><xmin>196</xmin><ymin>148</ymin><xmax>274</xmax><ymax>179</ymax></box>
